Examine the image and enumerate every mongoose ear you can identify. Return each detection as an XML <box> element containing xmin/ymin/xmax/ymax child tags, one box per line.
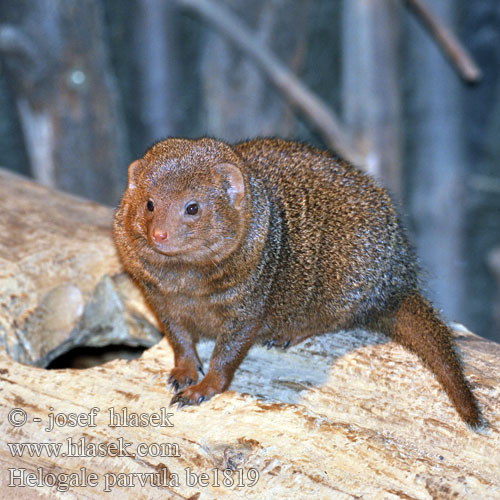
<box><xmin>127</xmin><ymin>159</ymin><xmax>145</xmax><ymax>191</ymax></box>
<box><xmin>216</xmin><ymin>163</ymin><xmax>245</xmax><ymax>209</ymax></box>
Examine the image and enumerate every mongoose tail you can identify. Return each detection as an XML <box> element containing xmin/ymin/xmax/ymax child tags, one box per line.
<box><xmin>375</xmin><ymin>293</ymin><xmax>483</xmax><ymax>429</ymax></box>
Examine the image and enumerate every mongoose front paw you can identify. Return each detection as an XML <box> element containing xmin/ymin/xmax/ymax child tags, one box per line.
<box><xmin>169</xmin><ymin>372</ymin><xmax>224</xmax><ymax>407</ymax></box>
<box><xmin>167</xmin><ymin>361</ymin><xmax>199</xmax><ymax>392</ymax></box>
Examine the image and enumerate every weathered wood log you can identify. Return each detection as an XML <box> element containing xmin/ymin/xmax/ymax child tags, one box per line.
<box><xmin>0</xmin><ymin>168</ymin><xmax>161</xmax><ymax>368</ymax></box>
<box><xmin>0</xmin><ymin>168</ymin><xmax>499</xmax><ymax>499</ymax></box>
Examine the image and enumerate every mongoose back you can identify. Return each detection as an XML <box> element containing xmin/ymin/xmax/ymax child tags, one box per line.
<box><xmin>113</xmin><ymin>137</ymin><xmax>482</xmax><ymax>429</ymax></box>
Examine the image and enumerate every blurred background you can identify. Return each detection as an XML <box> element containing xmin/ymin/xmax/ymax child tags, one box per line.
<box><xmin>0</xmin><ymin>0</ymin><xmax>499</xmax><ymax>343</ymax></box>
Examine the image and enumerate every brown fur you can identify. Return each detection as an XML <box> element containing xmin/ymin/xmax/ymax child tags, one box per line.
<box><xmin>113</xmin><ymin>137</ymin><xmax>482</xmax><ymax>429</ymax></box>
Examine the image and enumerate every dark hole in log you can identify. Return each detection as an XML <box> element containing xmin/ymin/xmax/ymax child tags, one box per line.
<box><xmin>46</xmin><ymin>345</ymin><xmax>147</xmax><ymax>369</ymax></box>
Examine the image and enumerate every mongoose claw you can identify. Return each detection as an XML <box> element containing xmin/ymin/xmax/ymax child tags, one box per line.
<box><xmin>261</xmin><ymin>339</ymin><xmax>275</xmax><ymax>349</ymax></box>
<box><xmin>167</xmin><ymin>363</ymin><xmax>199</xmax><ymax>393</ymax></box>
<box><xmin>169</xmin><ymin>373</ymin><xmax>222</xmax><ymax>407</ymax></box>
<box><xmin>169</xmin><ymin>390</ymin><xmax>200</xmax><ymax>408</ymax></box>
<box><xmin>169</xmin><ymin>393</ymin><xmax>187</xmax><ymax>408</ymax></box>
<box><xmin>169</xmin><ymin>377</ymin><xmax>180</xmax><ymax>392</ymax></box>
<box><xmin>262</xmin><ymin>338</ymin><xmax>290</xmax><ymax>350</ymax></box>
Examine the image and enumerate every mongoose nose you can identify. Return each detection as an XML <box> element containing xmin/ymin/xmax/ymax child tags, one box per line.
<box><xmin>151</xmin><ymin>227</ymin><xmax>168</xmax><ymax>243</ymax></box>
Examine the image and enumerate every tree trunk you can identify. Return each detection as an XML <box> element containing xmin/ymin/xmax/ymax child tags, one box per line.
<box><xmin>199</xmin><ymin>0</ymin><xmax>311</xmax><ymax>142</ymax></box>
<box><xmin>461</xmin><ymin>0</ymin><xmax>500</xmax><ymax>342</ymax></box>
<box><xmin>0</xmin><ymin>0</ymin><xmax>128</xmax><ymax>206</ymax></box>
<box><xmin>341</xmin><ymin>0</ymin><xmax>403</xmax><ymax>197</ymax></box>
<box><xmin>129</xmin><ymin>0</ymin><xmax>183</xmax><ymax>146</ymax></box>
<box><xmin>404</xmin><ymin>0</ymin><xmax>466</xmax><ymax>323</ymax></box>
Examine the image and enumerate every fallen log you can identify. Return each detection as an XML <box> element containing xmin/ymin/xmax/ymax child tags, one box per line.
<box><xmin>0</xmin><ymin>168</ymin><xmax>499</xmax><ymax>499</ymax></box>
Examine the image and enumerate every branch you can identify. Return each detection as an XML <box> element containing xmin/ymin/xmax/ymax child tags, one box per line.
<box><xmin>404</xmin><ymin>0</ymin><xmax>482</xmax><ymax>84</ymax></box>
<box><xmin>175</xmin><ymin>0</ymin><xmax>365</xmax><ymax>168</ymax></box>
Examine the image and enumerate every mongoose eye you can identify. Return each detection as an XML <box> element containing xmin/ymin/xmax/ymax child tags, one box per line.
<box><xmin>146</xmin><ymin>199</ymin><xmax>154</xmax><ymax>212</ymax></box>
<box><xmin>185</xmin><ymin>202</ymin><xmax>199</xmax><ymax>216</ymax></box>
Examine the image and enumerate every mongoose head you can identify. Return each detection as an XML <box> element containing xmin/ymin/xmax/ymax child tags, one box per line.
<box><xmin>115</xmin><ymin>138</ymin><xmax>248</xmax><ymax>266</ymax></box>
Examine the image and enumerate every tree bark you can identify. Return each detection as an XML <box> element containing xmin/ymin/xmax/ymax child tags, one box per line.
<box><xmin>0</xmin><ymin>169</ymin><xmax>499</xmax><ymax>499</ymax></box>
<box><xmin>404</xmin><ymin>0</ymin><xmax>466</xmax><ymax>323</ymax></box>
<box><xmin>341</xmin><ymin>0</ymin><xmax>403</xmax><ymax>197</ymax></box>
<box><xmin>129</xmin><ymin>0</ymin><xmax>183</xmax><ymax>145</ymax></box>
<box><xmin>198</xmin><ymin>0</ymin><xmax>311</xmax><ymax>141</ymax></box>
<box><xmin>0</xmin><ymin>0</ymin><xmax>128</xmax><ymax>206</ymax></box>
